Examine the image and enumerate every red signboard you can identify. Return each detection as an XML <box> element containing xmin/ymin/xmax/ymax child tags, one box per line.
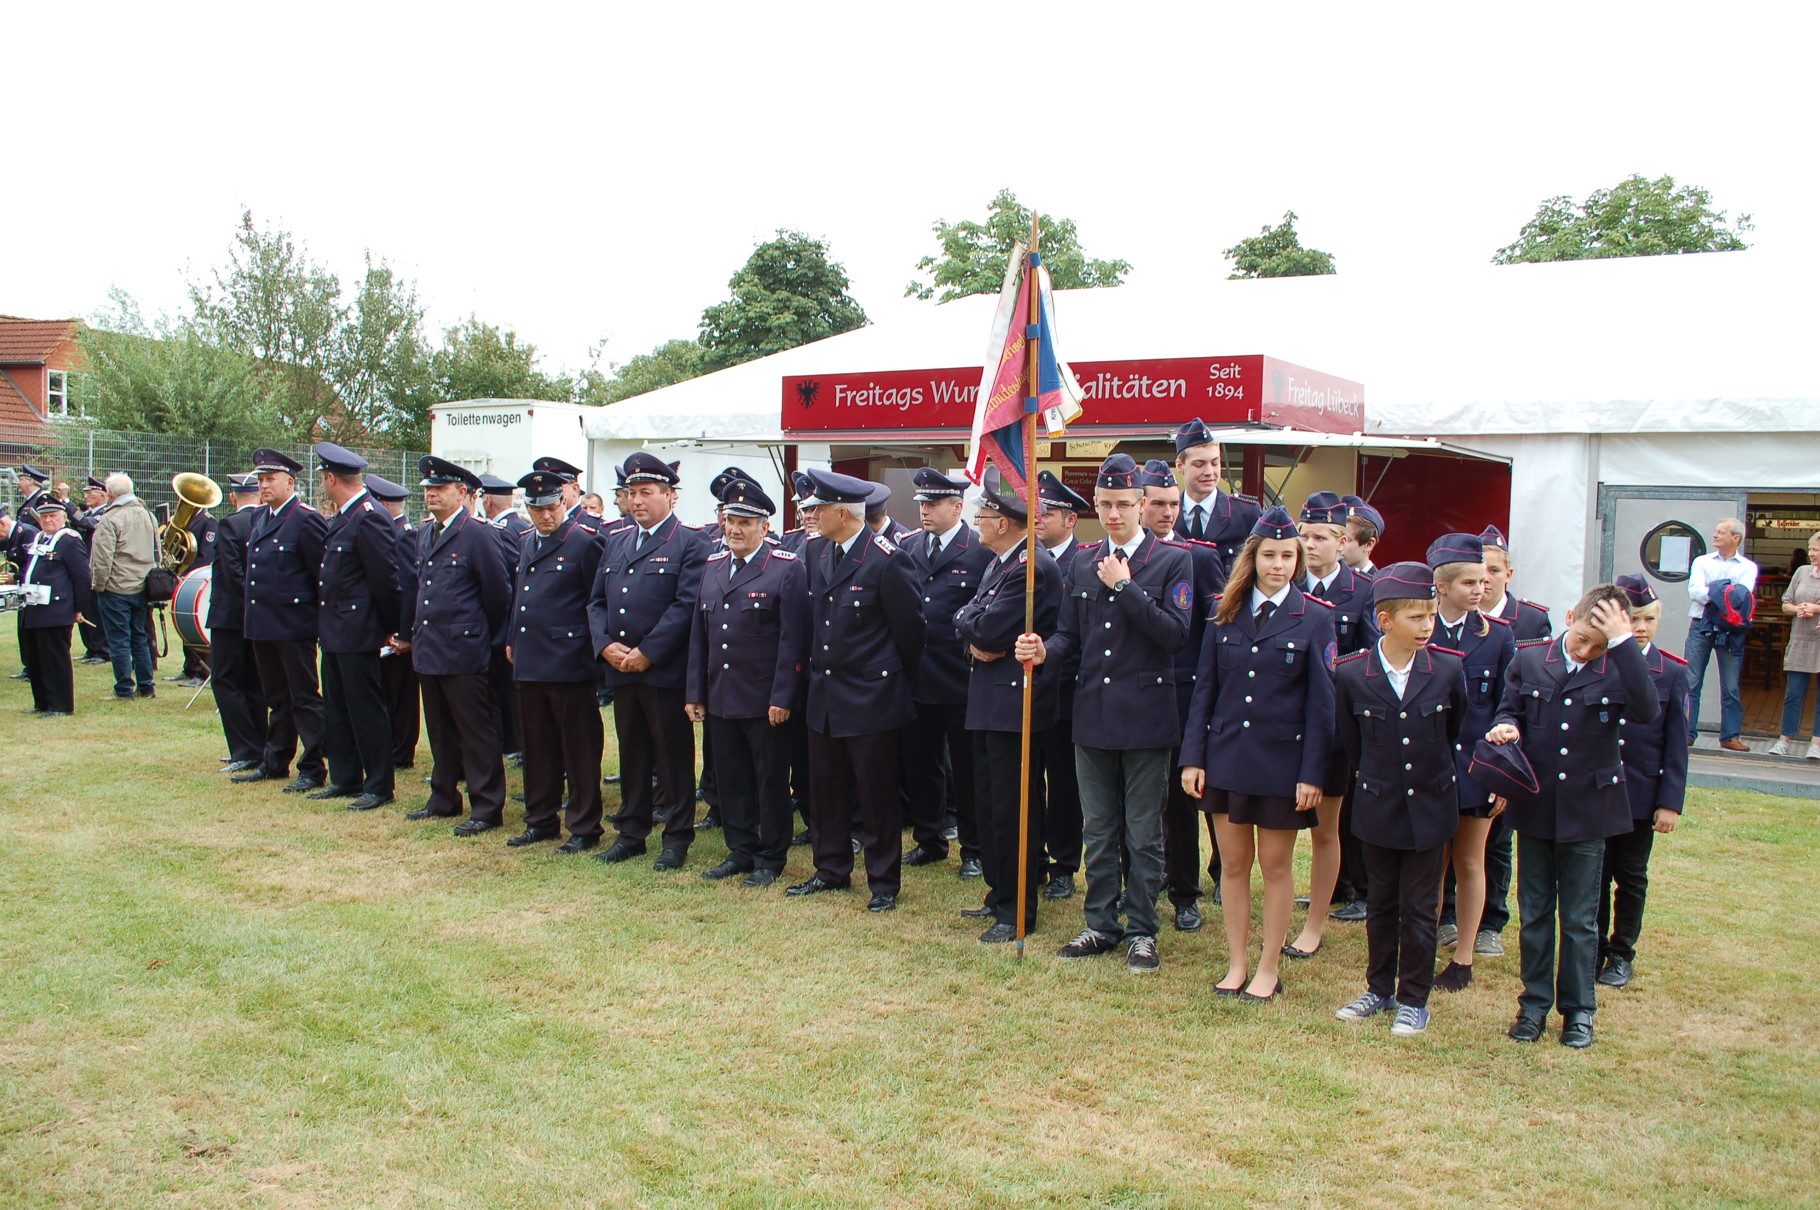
<box><xmin>782</xmin><ymin>354</ymin><xmax>1363</xmax><ymax>435</ymax></box>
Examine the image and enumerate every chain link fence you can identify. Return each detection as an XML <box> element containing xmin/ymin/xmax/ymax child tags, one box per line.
<box><xmin>0</xmin><ymin>421</ymin><xmax>427</xmax><ymax>517</ymax></box>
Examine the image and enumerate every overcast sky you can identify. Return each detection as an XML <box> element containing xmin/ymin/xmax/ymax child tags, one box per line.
<box><xmin>8</xmin><ymin>3</ymin><xmax>1810</xmax><ymax>375</ymax></box>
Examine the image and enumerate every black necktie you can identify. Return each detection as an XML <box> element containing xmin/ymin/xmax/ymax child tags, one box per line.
<box><xmin>1190</xmin><ymin>508</ymin><xmax>1205</xmax><ymax>541</ymax></box>
<box><xmin>431</xmin><ymin>520</ymin><xmax>444</xmax><ymax>543</ymax></box>
<box><xmin>732</xmin><ymin>555</ymin><xmax>745</xmax><ymax>579</ymax></box>
<box><xmin>1311</xmin><ymin>579</ymin><xmax>1328</xmax><ymax>600</ymax></box>
<box><xmin>926</xmin><ymin>533</ymin><xmax>938</xmax><ymax>562</ymax></box>
<box><xmin>1256</xmin><ymin>600</ymin><xmax>1276</xmax><ymax>625</ymax></box>
<box><xmin>636</xmin><ymin>529</ymin><xmax>647</xmax><ymax>552</ymax></box>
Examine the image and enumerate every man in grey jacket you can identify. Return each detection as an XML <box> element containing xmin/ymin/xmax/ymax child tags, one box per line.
<box><xmin>89</xmin><ymin>472</ymin><xmax>159</xmax><ymax>699</ymax></box>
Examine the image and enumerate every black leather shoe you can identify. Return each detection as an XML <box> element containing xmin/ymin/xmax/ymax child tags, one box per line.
<box><xmin>1210</xmin><ymin>885</ymin><xmax>1222</xmax><ymax>906</ymax></box>
<box><xmin>741</xmin><ymin>869</ymin><xmax>779</xmax><ymax>887</ymax></box>
<box><xmin>305</xmin><ymin>784</ymin><xmax>358</xmax><ymax>800</ymax></box>
<box><xmin>230</xmin><ymin>768</ymin><xmax>273</xmax><ymax>784</ymax></box>
<box><xmin>405</xmin><ymin>807</ymin><xmax>436</xmax><ymax>821</ymax></box>
<box><xmin>281</xmin><ymin>777</ymin><xmax>324</xmax><ymax>794</ymax></box>
<box><xmin>785</xmin><ymin>876</ymin><xmax>846</xmax><ymax>897</ymax></box>
<box><xmin>602</xmin><ymin>774</ymin><xmax>622</xmax><ymax>785</ymax></box>
<box><xmin>957</xmin><ymin>858</ymin><xmax>983</xmax><ymax>879</ymax></box>
<box><xmin>1597</xmin><ymin>956</ymin><xmax>1634</xmax><ymax>988</ymax></box>
<box><xmin>506</xmin><ymin>825</ymin><xmax>562</xmax><ymax>847</ymax></box>
<box><xmin>653</xmin><ymin>849</ymin><xmax>688</xmax><ymax>871</ymax></box>
<box><xmin>902</xmin><ymin>843</ymin><xmax>947</xmax><ymax>867</ymax></box>
<box><xmin>1041</xmin><ymin>874</ymin><xmax>1075</xmax><ymax>899</ymax></box>
<box><xmin>1175</xmin><ymin>904</ymin><xmax>1203</xmax><ymax>933</ymax></box>
<box><xmin>1560</xmin><ymin>1014</ymin><xmax>1595</xmax><ymax>1049</ymax></box>
<box><xmin>592</xmin><ymin>840</ymin><xmax>647</xmax><ymax>864</ymax></box>
<box><xmin>979</xmin><ymin>922</ymin><xmax>1017</xmax><ymax>943</ymax></box>
<box><xmin>701</xmin><ymin>859</ymin><xmax>750</xmax><ymax>881</ymax></box>
<box><xmin>960</xmin><ymin>905</ymin><xmax>994</xmax><ymax>919</ymax></box>
<box><xmin>1281</xmin><ymin>942</ymin><xmax>1321</xmax><ymax>960</ymax></box>
<box><xmin>555</xmin><ymin>835</ymin><xmax>599</xmax><ymax>854</ymax></box>
<box><xmin>345</xmin><ymin>794</ymin><xmax>392</xmax><ymax>812</ymax></box>
<box><xmin>1239</xmin><ymin>979</ymin><xmax>1284</xmax><ymax>1003</ymax></box>
<box><xmin>867</xmin><ymin>892</ymin><xmax>897</xmax><ymax>913</ymax></box>
<box><xmin>220</xmin><ymin>759</ymin><xmax>259</xmax><ymax>773</ymax></box>
<box><xmin>791</xmin><ymin>829</ymin><xmax>811</xmax><ymax>847</ymax></box>
<box><xmin>452</xmin><ymin>819</ymin><xmax>500</xmax><ymax>837</ymax></box>
<box><xmin>510</xmin><ymin>793</ymin><xmax>526</xmax><ymax>803</ymax></box>
<box><xmin>1329</xmin><ymin>899</ymin><xmax>1368</xmax><ymax>922</ymax></box>
<box><xmin>1508</xmin><ymin>1013</ymin><xmax>1546</xmax><ymax>1042</ymax></box>
<box><xmin>695</xmin><ymin>812</ymin><xmax>721</xmax><ymax>831</ymax></box>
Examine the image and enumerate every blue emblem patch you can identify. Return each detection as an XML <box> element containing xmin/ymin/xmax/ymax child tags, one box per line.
<box><xmin>1171</xmin><ymin>581</ymin><xmax>1193</xmax><ymax>611</ymax></box>
<box><xmin>1324</xmin><ymin>640</ymin><xmax>1338</xmax><ymax>671</ymax></box>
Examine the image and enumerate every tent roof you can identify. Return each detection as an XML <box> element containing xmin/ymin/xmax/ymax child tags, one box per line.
<box><xmin>587</xmin><ymin>249</ymin><xmax>1820</xmax><ymax>444</ymax></box>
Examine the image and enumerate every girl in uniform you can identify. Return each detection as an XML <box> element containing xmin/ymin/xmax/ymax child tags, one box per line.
<box><xmin>1181</xmin><ymin>507</ymin><xmax>1336</xmax><ymax>1001</ymax></box>
<box><xmin>1425</xmin><ymin>534</ymin><xmax>1517</xmax><ymax>992</ymax></box>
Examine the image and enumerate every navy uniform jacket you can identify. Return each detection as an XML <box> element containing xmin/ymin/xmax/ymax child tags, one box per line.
<box><xmin>1434</xmin><ymin>613</ymin><xmax>1517</xmax><ymax>804</ymax></box>
<box><xmin>1180</xmin><ymin>586</ymin><xmax>1337</xmax><ymax>795</ymax></box>
<box><xmin>1308</xmin><ymin>563</ymin><xmax>1378</xmax><ymax>656</ymax></box>
<box><xmin>390</xmin><ymin>514</ymin><xmax>419</xmax><ymax>624</ymax></box>
<box><xmin>17</xmin><ymin>524</ymin><xmax>91</xmax><ymax>628</ymax></box>
<box><xmin>185</xmin><ymin>509</ymin><xmax>218</xmax><ymax>570</ymax></box>
<box><xmin>1498</xmin><ymin>596</ymin><xmax>1552</xmax><ymax>641</ymax></box>
<box><xmin>1045</xmin><ymin>538</ymin><xmax>1089</xmax><ymax>720</ymax></box>
<box><xmin>1334</xmin><ymin>644</ymin><xmax>1468</xmax><ymax>849</ymax></box>
<box><xmin>1045</xmin><ymin>532</ymin><xmax>1193</xmax><ymax>751</ymax></box>
<box><xmin>804</xmin><ymin>530</ymin><xmax>925</xmax><ymax>738</ymax></box>
<box><xmin>1620</xmin><ymin>645</ymin><xmax>1690</xmax><ymax>819</ymax></box>
<box><xmin>401</xmin><ymin>508</ymin><xmax>510</xmax><ymax>678</ymax></box>
<box><xmin>586</xmin><ymin>512</ymin><xmax>709</xmax><ymax>692</ymax></box>
<box><xmin>316</xmin><ymin>491</ymin><xmax>400</xmax><ymax>654</ymax></box>
<box><xmin>1493</xmin><ymin>635</ymin><xmax>1661</xmax><ymax>843</ymax></box>
<box><xmin>1168</xmin><ymin>536</ymin><xmax>1228</xmax><ymax>721</ymax></box>
<box><xmin>953</xmin><ymin>546</ymin><xmax>1063</xmax><ymax>733</ymax></box>
<box><xmin>1175</xmin><ymin>489</ymin><xmax>1263</xmax><ymax>568</ymax></box>
<box><xmin>686</xmin><ymin>545</ymin><xmax>810</xmax><ymax>719</ymax></box>
<box><xmin>777</xmin><ymin>527</ymin><xmax>810</xmax><ymax>554</ymax></box>
<box><xmin>508</xmin><ymin>515</ymin><xmax>605</xmax><ymax>683</ymax></box>
<box><xmin>207</xmin><ymin>506</ymin><xmax>257</xmax><ymax>631</ymax></box>
<box><xmin>244</xmin><ymin>496</ymin><xmax>329</xmax><ymax>643</ymax></box>
<box><xmin>900</xmin><ymin>525</ymin><xmax>992</xmax><ymax>706</ymax></box>
<box><xmin>487</xmin><ymin>512</ymin><xmax>534</xmax><ymax>646</ymax></box>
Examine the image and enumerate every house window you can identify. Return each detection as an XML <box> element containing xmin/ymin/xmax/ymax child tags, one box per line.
<box><xmin>46</xmin><ymin>370</ymin><xmax>69</xmax><ymax>417</ymax></box>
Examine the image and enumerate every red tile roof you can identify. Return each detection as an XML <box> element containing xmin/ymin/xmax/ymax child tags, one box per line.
<box><xmin>0</xmin><ymin>369</ymin><xmax>47</xmax><ymax>427</ymax></box>
<box><xmin>0</xmin><ymin>315</ymin><xmax>81</xmax><ymax>364</ymax></box>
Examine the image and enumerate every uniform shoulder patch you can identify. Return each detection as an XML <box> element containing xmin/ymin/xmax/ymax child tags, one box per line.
<box><xmin>1157</xmin><ymin>535</ymin><xmax>1187</xmax><ymax>547</ymax></box>
<box><xmin>782</xmin><ymin>527</ymin><xmax>803</xmax><ymax>537</ymax></box>
<box><xmin>1017</xmin><ymin>549</ymin><xmax>1029</xmax><ymax>564</ymax></box>
<box><xmin>873</xmin><ymin>533</ymin><xmax>896</xmax><ymax>553</ymax></box>
<box><xmin>1335</xmin><ymin>649</ymin><xmax>1368</xmax><ymax>664</ymax></box>
<box><xmin>770</xmin><ymin>548</ymin><xmax>798</xmax><ymax>561</ymax></box>
<box><xmin>1428</xmin><ymin>644</ymin><xmax>1465</xmax><ymax>658</ymax></box>
<box><xmin>1189</xmin><ymin>538</ymin><xmax>1220</xmax><ymax>549</ymax></box>
<box><xmin>1516</xmin><ymin>637</ymin><xmax>1552</xmax><ymax>649</ymax></box>
<box><xmin>707</xmin><ymin>549</ymin><xmax>730</xmax><ymax>561</ymax></box>
<box><xmin>1304</xmin><ymin>593</ymin><xmax>1335</xmax><ymax>609</ymax></box>
<box><xmin>1659</xmin><ymin>650</ymin><xmax>1688</xmax><ymax>665</ymax></box>
<box><xmin>1484</xmin><ymin>613</ymin><xmax>1512</xmax><ymax>627</ymax></box>
<box><xmin>1518</xmin><ymin>598</ymin><xmax>1548</xmax><ymax>612</ymax></box>
<box><xmin>1170</xmin><ymin>580</ymin><xmax>1194</xmax><ymax>610</ymax></box>
<box><xmin>361</xmin><ymin>500</ymin><xmax>374</xmax><ymax>512</ymax></box>
<box><xmin>679</xmin><ymin>522</ymin><xmax>702</xmax><ymax>531</ymax></box>
<box><xmin>297</xmin><ymin>501</ymin><xmax>317</xmax><ymax>512</ymax></box>
<box><xmin>1232</xmin><ymin>492</ymin><xmax>1260</xmax><ymax>505</ymax></box>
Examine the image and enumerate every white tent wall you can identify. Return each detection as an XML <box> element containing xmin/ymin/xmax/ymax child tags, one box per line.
<box><xmin>1598</xmin><ymin>433</ymin><xmax>1820</xmax><ymax>489</ymax></box>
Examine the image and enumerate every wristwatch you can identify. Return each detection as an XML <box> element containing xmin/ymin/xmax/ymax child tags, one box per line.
<box><xmin>1112</xmin><ymin>577</ymin><xmax>1133</xmax><ymax>594</ymax></box>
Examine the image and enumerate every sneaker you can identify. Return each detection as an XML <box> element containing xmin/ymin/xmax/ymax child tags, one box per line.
<box><xmin>1335</xmin><ymin>991</ymin><xmax>1396</xmax><ymax>1021</ymax></box>
<box><xmin>1474</xmin><ymin>930</ymin><xmax>1505</xmax><ymax>956</ymax></box>
<box><xmin>1808</xmin><ymin>740</ymin><xmax>1820</xmax><ymax>761</ymax></box>
<box><xmin>1768</xmin><ymin>737</ymin><xmax>1792</xmax><ymax>756</ymax></box>
<box><xmin>1055</xmin><ymin>929</ymin><xmax>1118</xmax><ymax>960</ymax></box>
<box><xmin>1126</xmin><ymin>935</ymin><xmax>1160</xmax><ymax>973</ymax></box>
<box><xmin>1390</xmin><ymin>1004</ymin><xmax>1430</xmax><ymax>1036</ymax></box>
<box><xmin>1437</xmin><ymin>923</ymin><xmax>1458</xmax><ymax>949</ymax></box>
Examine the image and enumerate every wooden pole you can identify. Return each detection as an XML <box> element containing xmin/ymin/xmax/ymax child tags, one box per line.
<box><xmin>1015</xmin><ymin>213</ymin><xmax>1041</xmax><ymax>959</ymax></box>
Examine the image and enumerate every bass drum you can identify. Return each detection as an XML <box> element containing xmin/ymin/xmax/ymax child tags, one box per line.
<box><xmin>173</xmin><ymin>564</ymin><xmax>213</xmax><ymax>648</ymax></box>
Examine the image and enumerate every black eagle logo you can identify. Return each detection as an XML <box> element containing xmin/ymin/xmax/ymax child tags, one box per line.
<box><xmin>795</xmin><ymin>380</ymin><xmax>819</xmax><ymax>409</ymax></box>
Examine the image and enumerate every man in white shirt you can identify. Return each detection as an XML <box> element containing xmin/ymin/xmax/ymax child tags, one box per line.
<box><xmin>1684</xmin><ymin>518</ymin><xmax>1758</xmax><ymax>751</ymax></box>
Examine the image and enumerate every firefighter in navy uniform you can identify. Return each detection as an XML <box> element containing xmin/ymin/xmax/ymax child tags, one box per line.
<box><xmin>1170</xmin><ymin>419</ymin><xmax>1262</xmax><ymax>568</ymax></box>
<box><xmin>685</xmin><ymin>477</ymin><xmax>810</xmax><ymax>885</ymax></box>
<box><xmin>395</xmin><ymin>457</ymin><xmax>512</xmax><ymax>835</ymax></box>
<box><xmin>309</xmin><ymin>443</ymin><xmax>400</xmax><ymax>812</ymax></box>
<box><xmin>73</xmin><ymin>476</ymin><xmax>111</xmax><ymax>664</ymax></box>
<box><xmin>953</xmin><ymin>486</ymin><xmax>1063</xmax><ymax>941</ymax></box>
<box><xmin>2</xmin><ymin>498</ymin><xmax>90</xmax><ymax>715</ymax></box>
<box><xmin>479</xmin><ymin>473</ymin><xmax>532</xmax><ymax>764</ymax></box>
<box><xmin>208</xmin><ymin>474</ymin><xmax>267</xmax><ymax>772</ymax></box>
<box><xmin>232</xmin><ymin>448</ymin><xmax>330</xmax><ymax>792</ymax></box>
<box><xmin>899</xmin><ymin>467</ymin><xmax>993</xmax><ymax>876</ymax></box>
<box><xmin>788</xmin><ymin>469</ymin><xmax>925</xmax><ymax>913</ymax></box>
<box><xmin>1032</xmin><ymin>470</ymin><xmax>1091</xmax><ymax>898</ymax></box>
<box><xmin>585</xmin><ymin>451</ymin><xmax>710</xmax><ymax>869</ymax></box>
<box><xmin>366</xmin><ymin>475</ymin><xmax>421</xmax><ymax>770</ymax></box>
<box><xmin>504</xmin><ymin>471</ymin><xmax>608</xmax><ymax>853</ymax></box>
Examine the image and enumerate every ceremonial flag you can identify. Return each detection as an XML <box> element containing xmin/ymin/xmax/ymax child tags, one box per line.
<box><xmin>965</xmin><ymin>247</ymin><xmax>1085</xmax><ymax>496</ymax></box>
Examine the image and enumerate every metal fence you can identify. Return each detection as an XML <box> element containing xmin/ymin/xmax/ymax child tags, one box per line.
<box><xmin>0</xmin><ymin>421</ymin><xmax>428</xmax><ymax>516</ymax></box>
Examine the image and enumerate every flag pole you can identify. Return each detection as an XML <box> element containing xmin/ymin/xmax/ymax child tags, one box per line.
<box><xmin>1015</xmin><ymin>212</ymin><xmax>1041</xmax><ymax>960</ymax></box>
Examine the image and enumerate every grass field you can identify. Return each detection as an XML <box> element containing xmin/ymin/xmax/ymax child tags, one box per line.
<box><xmin>2</xmin><ymin>636</ymin><xmax>1816</xmax><ymax>1208</ymax></box>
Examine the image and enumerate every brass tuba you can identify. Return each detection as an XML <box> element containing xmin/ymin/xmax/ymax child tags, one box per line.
<box><xmin>160</xmin><ymin>472</ymin><xmax>223</xmax><ymax>574</ymax></box>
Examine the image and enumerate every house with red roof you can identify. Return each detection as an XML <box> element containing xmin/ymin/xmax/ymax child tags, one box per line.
<box><xmin>0</xmin><ymin>315</ymin><xmax>84</xmax><ymax>437</ymax></box>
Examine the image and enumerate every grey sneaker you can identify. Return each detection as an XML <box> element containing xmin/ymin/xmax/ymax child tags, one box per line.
<box><xmin>1056</xmin><ymin>929</ymin><xmax>1119</xmax><ymax>960</ymax></box>
<box><xmin>1807</xmin><ymin>739</ymin><xmax>1820</xmax><ymax>761</ymax></box>
<box><xmin>1437</xmin><ymin>923</ymin><xmax>1459</xmax><ymax>949</ymax></box>
<box><xmin>1767</xmin><ymin>737</ymin><xmax>1792</xmax><ymax>756</ymax></box>
<box><xmin>1390</xmin><ymin>1004</ymin><xmax>1431</xmax><ymax>1036</ymax></box>
<box><xmin>1474</xmin><ymin>930</ymin><xmax>1505</xmax><ymax>956</ymax></box>
<box><xmin>1336</xmin><ymin>991</ymin><xmax>1397</xmax><ymax>1021</ymax></box>
<box><xmin>1126</xmin><ymin>935</ymin><xmax>1161</xmax><ymax>973</ymax></box>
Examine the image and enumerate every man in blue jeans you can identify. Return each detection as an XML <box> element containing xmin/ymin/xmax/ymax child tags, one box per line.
<box><xmin>1684</xmin><ymin>518</ymin><xmax>1756</xmax><ymax>752</ymax></box>
<box><xmin>87</xmin><ymin>473</ymin><xmax>160</xmax><ymax>699</ymax></box>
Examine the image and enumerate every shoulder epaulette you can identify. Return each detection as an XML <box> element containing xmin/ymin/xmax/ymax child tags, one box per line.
<box><xmin>707</xmin><ymin>549</ymin><xmax>730</xmax><ymax>561</ymax></box>
<box><xmin>297</xmin><ymin>501</ymin><xmax>317</xmax><ymax>512</ymax></box>
<box><xmin>770</xmin><ymin>548</ymin><xmax>797</xmax><ymax>560</ymax></box>
<box><xmin>1304</xmin><ymin>593</ymin><xmax>1335</xmax><ymax>609</ymax></box>
<box><xmin>1189</xmin><ymin>538</ymin><xmax>1220</xmax><ymax>549</ymax></box>
<box><xmin>1516</xmin><ymin>637</ymin><xmax>1552</xmax><ymax>649</ymax></box>
<box><xmin>1518</xmin><ymin>598</ymin><xmax>1548</xmax><ymax>612</ymax></box>
<box><xmin>1233</xmin><ymin>493</ymin><xmax>1260</xmax><ymax>504</ymax></box>
<box><xmin>762</xmin><ymin>533</ymin><xmax>779</xmax><ymax>545</ymax></box>
<box><xmin>782</xmin><ymin>527</ymin><xmax>803</xmax><ymax>537</ymax></box>
<box><xmin>1484</xmin><ymin>613</ymin><xmax>1512</xmax><ymax>627</ymax></box>
<box><xmin>1335</xmin><ymin>649</ymin><xmax>1368</xmax><ymax>664</ymax></box>
<box><xmin>361</xmin><ymin>500</ymin><xmax>375</xmax><ymax>513</ymax></box>
<box><xmin>1659</xmin><ymin>650</ymin><xmax>1688</xmax><ymax>665</ymax></box>
<box><xmin>679</xmin><ymin>522</ymin><xmax>702</xmax><ymax>531</ymax></box>
<box><xmin>872</xmin><ymin>533</ymin><xmax>896</xmax><ymax>553</ymax></box>
<box><xmin>1428</xmin><ymin>644</ymin><xmax>1464</xmax><ymax>658</ymax></box>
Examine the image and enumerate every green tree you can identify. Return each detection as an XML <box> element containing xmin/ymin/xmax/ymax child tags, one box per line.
<box><xmin>1221</xmin><ymin>211</ymin><xmax>1337</xmax><ymax>279</ymax></box>
<box><xmin>594</xmin><ymin>338</ymin><xmax>710</xmax><ymax>403</ymax></box>
<box><xmin>1493</xmin><ymin>174</ymin><xmax>1752</xmax><ymax>264</ymax></box>
<box><xmin>431</xmin><ymin>318</ymin><xmax>575</xmax><ymax>410</ymax></box>
<box><xmin>697</xmin><ymin>231</ymin><xmax>869</xmax><ymax>371</ymax></box>
<box><xmin>905</xmin><ymin>189</ymin><xmax>1131</xmax><ymax>303</ymax></box>
<box><xmin>329</xmin><ymin>256</ymin><xmax>434</xmax><ymax>447</ymax></box>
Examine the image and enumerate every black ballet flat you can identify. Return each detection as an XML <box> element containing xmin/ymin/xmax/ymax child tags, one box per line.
<box><xmin>1281</xmin><ymin>943</ymin><xmax>1321</xmax><ymax>960</ymax></box>
<box><xmin>1239</xmin><ymin>980</ymin><xmax>1285</xmax><ymax>1003</ymax></box>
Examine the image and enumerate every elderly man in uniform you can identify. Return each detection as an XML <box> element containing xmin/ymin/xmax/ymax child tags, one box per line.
<box><xmin>1032</xmin><ymin>471</ymin><xmax>1091</xmax><ymax>898</ymax></box>
<box><xmin>787</xmin><ymin>469</ymin><xmax>925</xmax><ymax>912</ymax></box>
<box><xmin>586</xmin><ymin>451</ymin><xmax>709</xmax><ymax>869</ymax></box>
<box><xmin>209</xmin><ymin>474</ymin><xmax>267</xmax><ymax>773</ymax></box>
<box><xmin>899</xmin><ymin>466</ymin><xmax>993</xmax><ymax>876</ymax></box>
<box><xmin>394</xmin><ymin>457</ymin><xmax>511</xmax><ymax>835</ymax></box>
<box><xmin>504</xmin><ymin>470</ymin><xmax>608</xmax><ymax>853</ymax></box>
<box><xmin>73</xmin><ymin>476</ymin><xmax>112</xmax><ymax>664</ymax></box>
<box><xmin>1171</xmin><ymin>420</ymin><xmax>1261</xmax><ymax>568</ymax></box>
<box><xmin>686</xmin><ymin>477</ymin><xmax>809</xmax><ymax>885</ymax></box>
<box><xmin>1015</xmin><ymin>453</ymin><xmax>1194</xmax><ymax>972</ymax></box>
<box><xmin>367</xmin><ymin>474</ymin><xmax>422</xmax><ymax>770</ymax></box>
<box><xmin>953</xmin><ymin>485</ymin><xmax>1062</xmax><ymax>941</ymax></box>
<box><xmin>308</xmin><ymin>443</ymin><xmax>399</xmax><ymax>812</ymax></box>
<box><xmin>232</xmin><ymin>450</ymin><xmax>329</xmax><ymax>791</ymax></box>
<box><xmin>0</xmin><ymin>498</ymin><xmax>89</xmax><ymax>715</ymax></box>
